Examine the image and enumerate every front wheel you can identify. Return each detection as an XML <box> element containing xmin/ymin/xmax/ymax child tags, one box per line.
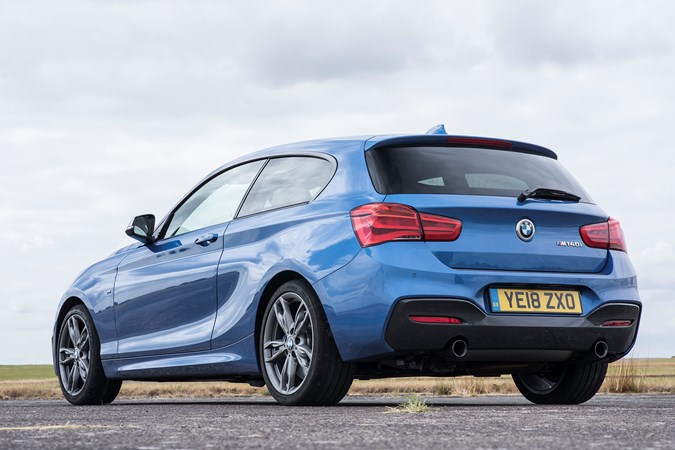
<box><xmin>57</xmin><ymin>304</ymin><xmax>122</xmax><ymax>405</ymax></box>
<box><xmin>259</xmin><ymin>280</ymin><xmax>354</xmax><ymax>406</ymax></box>
<box><xmin>513</xmin><ymin>361</ymin><xmax>608</xmax><ymax>404</ymax></box>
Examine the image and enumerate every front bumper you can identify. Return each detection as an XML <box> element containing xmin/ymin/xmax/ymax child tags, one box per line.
<box><xmin>385</xmin><ymin>299</ymin><xmax>640</xmax><ymax>362</ymax></box>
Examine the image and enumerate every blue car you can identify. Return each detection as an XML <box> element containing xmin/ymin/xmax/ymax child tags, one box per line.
<box><xmin>52</xmin><ymin>127</ymin><xmax>641</xmax><ymax>406</ymax></box>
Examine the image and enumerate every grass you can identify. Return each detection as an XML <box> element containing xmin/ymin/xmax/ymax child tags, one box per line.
<box><xmin>385</xmin><ymin>394</ymin><xmax>432</xmax><ymax>413</ymax></box>
<box><xmin>603</xmin><ymin>358</ymin><xmax>644</xmax><ymax>393</ymax></box>
<box><xmin>0</xmin><ymin>365</ymin><xmax>55</xmax><ymax>381</ymax></box>
<box><xmin>1</xmin><ymin>358</ymin><xmax>673</xmax><ymax>400</ymax></box>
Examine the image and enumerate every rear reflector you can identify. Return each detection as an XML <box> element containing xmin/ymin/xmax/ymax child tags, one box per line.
<box><xmin>601</xmin><ymin>320</ymin><xmax>633</xmax><ymax>327</ymax></box>
<box><xmin>579</xmin><ymin>217</ymin><xmax>627</xmax><ymax>252</ymax></box>
<box><xmin>350</xmin><ymin>203</ymin><xmax>462</xmax><ymax>247</ymax></box>
<box><xmin>445</xmin><ymin>137</ymin><xmax>513</xmax><ymax>148</ymax></box>
<box><xmin>409</xmin><ymin>316</ymin><xmax>463</xmax><ymax>324</ymax></box>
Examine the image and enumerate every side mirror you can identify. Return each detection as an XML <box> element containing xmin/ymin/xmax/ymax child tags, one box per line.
<box><xmin>125</xmin><ymin>214</ymin><xmax>155</xmax><ymax>244</ymax></box>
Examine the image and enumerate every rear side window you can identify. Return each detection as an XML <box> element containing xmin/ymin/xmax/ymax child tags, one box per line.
<box><xmin>238</xmin><ymin>156</ymin><xmax>334</xmax><ymax>217</ymax></box>
<box><xmin>366</xmin><ymin>146</ymin><xmax>592</xmax><ymax>203</ymax></box>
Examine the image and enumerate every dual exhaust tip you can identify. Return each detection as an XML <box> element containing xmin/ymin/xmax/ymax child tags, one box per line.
<box><xmin>448</xmin><ymin>339</ymin><xmax>608</xmax><ymax>359</ymax></box>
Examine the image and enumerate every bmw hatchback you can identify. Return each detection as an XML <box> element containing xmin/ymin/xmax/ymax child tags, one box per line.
<box><xmin>53</xmin><ymin>127</ymin><xmax>640</xmax><ymax>406</ymax></box>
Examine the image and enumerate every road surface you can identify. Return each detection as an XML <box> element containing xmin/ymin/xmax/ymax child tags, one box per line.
<box><xmin>1</xmin><ymin>395</ymin><xmax>673</xmax><ymax>449</ymax></box>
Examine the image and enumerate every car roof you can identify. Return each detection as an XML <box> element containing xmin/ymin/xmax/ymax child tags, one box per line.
<box><xmin>212</xmin><ymin>131</ymin><xmax>557</xmax><ymax>176</ymax></box>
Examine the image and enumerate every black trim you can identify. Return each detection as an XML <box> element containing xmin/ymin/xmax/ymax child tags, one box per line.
<box><xmin>233</xmin><ymin>158</ymin><xmax>270</xmax><ymax>219</ymax></box>
<box><xmin>385</xmin><ymin>298</ymin><xmax>640</xmax><ymax>362</ymax></box>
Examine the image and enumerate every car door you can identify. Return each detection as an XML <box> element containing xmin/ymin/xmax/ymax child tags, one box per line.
<box><xmin>210</xmin><ymin>156</ymin><xmax>336</xmax><ymax>348</ymax></box>
<box><xmin>113</xmin><ymin>160</ymin><xmax>266</xmax><ymax>357</ymax></box>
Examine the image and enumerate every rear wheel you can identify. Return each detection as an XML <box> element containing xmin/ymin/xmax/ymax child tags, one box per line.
<box><xmin>513</xmin><ymin>361</ymin><xmax>608</xmax><ymax>404</ymax></box>
<box><xmin>57</xmin><ymin>304</ymin><xmax>122</xmax><ymax>405</ymax></box>
<box><xmin>259</xmin><ymin>280</ymin><xmax>354</xmax><ymax>406</ymax></box>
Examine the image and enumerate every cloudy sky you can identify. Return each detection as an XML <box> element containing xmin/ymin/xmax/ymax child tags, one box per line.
<box><xmin>1</xmin><ymin>0</ymin><xmax>674</xmax><ymax>364</ymax></box>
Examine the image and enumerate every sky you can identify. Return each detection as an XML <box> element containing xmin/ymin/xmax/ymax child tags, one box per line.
<box><xmin>1</xmin><ymin>0</ymin><xmax>674</xmax><ymax>364</ymax></box>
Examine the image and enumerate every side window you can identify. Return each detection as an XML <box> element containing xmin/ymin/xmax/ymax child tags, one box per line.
<box><xmin>238</xmin><ymin>157</ymin><xmax>334</xmax><ymax>217</ymax></box>
<box><xmin>163</xmin><ymin>160</ymin><xmax>265</xmax><ymax>238</ymax></box>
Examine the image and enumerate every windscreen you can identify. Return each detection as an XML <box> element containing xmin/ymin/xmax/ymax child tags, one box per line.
<box><xmin>366</xmin><ymin>146</ymin><xmax>593</xmax><ymax>203</ymax></box>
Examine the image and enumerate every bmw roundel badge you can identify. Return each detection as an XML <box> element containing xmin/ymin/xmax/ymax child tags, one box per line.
<box><xmin>516</xmin><ymin>219</ymin><xmax>535</xmax><ymax>242</ymax></box>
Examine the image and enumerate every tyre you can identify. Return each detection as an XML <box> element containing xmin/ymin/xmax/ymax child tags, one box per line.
<box><xmin>56</xmin><ymin>304</ymin><xmax>123</xmax><ymax>405</ymax></box>
<box><xmin>513</xmin><ymin>361</ymin><xmax>608</xmax><ymax>404</ymax></box>
<box><xmin>259</xmin><ymin>280</ymin><xmax>354</xmax><ymax>406</ymax></box>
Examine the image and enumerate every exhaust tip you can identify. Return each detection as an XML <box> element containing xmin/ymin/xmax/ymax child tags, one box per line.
<box><xmin>594</xmin><ymin>341</ymin><xmax>609</xmax><ymax>359</ymax></box>
<box><xmin>451</xmin><ymin>339</ymin><xmax>468</xmax><ymax>358</ymax></box>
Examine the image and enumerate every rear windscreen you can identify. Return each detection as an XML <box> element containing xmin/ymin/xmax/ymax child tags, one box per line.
<box><xmin>366</xmin><ymin>146</ymin><xmax>593</xmax><ymax>203</ymax></box>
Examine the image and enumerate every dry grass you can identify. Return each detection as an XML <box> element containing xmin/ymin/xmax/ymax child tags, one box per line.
<box><xmin>600</xmin><ymin>358</ymin><xmax>675</xmax><ymax>394</ymax></box>
<box><xmin>0</xmin><ymin>380</ymin><xmax>62</xmax><ymax>400</ymax></box>
<box><xmin>602</xmin><ymin>358</ymin><xmax>645</xmax><ymax>393</ymax></box>
<box><xmin>2</xmin><ymin>358</ymin><xmax>673</xmax><ymax>400</ymax></box>
<box><xmin>385</xmin><ymin>394</ymin><xmax>432</xmax><ymax>413</ymax></box>
<box><xmin>120</xmin><ymin>381</ymin><xmax>267</xmax><ymax>398</ymax></box>
<box><xmin>351</xmin><ymin>377</ymin><xmax>519</xmax><ymax>397</ymax></box>
<box><xmin>0</xmin><ymin>380</ymin><xmax>268</xmax><ymax>401</ymax></box>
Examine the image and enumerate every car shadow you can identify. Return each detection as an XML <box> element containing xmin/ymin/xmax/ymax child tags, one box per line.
<box><xmin>108</xmin><ymin>397</ymin><xmax>534</xmax><ymax>408</ymax></box>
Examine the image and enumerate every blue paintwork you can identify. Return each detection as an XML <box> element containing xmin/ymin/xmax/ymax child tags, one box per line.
<box><xmin>113</xmin><ymin>222</ymin><xmax>227</xmax><ymax>358</ymax></box>
<box><xmin>386</xmin><ymin>194</ymin><xmax>609</xmax><ymax>273</ymax></box>
<box><xmin>52</xmin><ymin>133</ymin><xmax>641</xmax><ymax>380</ymax></box>
<box><xmin>56</xmin><ymin>254</ymin><xmax>128</xmax><ymax>359</ymax></box>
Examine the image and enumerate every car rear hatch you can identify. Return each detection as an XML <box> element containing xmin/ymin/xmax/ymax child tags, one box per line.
<box><xmin>365</xmin><ymin>136</ymin><xmax>609</xmax><ymax>273</ymax></box>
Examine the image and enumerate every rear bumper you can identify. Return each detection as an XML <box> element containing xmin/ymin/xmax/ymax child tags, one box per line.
<box><xmin>385</xmin><ymin>299</ymin><xmax>640</xmax><ymax>362</ymax></box>
<box><xmin>314</xmin><ymin>242</ymin><xmax>641</xmax><ymax>362</ymax></box>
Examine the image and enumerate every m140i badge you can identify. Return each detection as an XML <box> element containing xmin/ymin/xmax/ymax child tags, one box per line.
<box><xmin>557</xmin><ymin>241</ymin><xmax>583</xmax><ymax>247</ymax></box>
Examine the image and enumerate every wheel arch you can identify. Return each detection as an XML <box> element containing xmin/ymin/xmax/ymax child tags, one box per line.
<box><xmin>52</xmin><ymin>296</ymin><xmax>87</xmax><ymax>375</ymax></box>
<box><xmin>253</xmin><ymin>270</ymin><xmax>330</xmax><ymax>372</ymax></box>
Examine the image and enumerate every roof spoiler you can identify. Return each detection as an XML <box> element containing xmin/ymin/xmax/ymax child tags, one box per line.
<box><xmin>366</xmin><ymin>133</ymin><xmax>558</xmax><ymax>159</ymax></box>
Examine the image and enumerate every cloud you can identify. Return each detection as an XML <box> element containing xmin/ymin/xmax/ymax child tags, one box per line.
<box><xmin>632</xmin><ymin>242</ymin><xmax>675</xmax><ymax>291</ymax></box>
<box><xmin>489</xmin><ymin>0</ymin><xmax>672</xmax><ymax>67</ymax></box>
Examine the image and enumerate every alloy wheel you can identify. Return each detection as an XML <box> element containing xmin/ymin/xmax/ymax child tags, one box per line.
<box><xmin>262</xmin><ymin>292</ymin><xmax>314</xmax><ymax>395</ymax></box>
<box><xmin>58</xmin><ymin>314</ymin><xmax>91</xmax><ymax>396</ymax></box>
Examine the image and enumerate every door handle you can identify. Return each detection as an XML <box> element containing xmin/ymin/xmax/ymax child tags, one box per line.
<box><xmin>195</xmin><ymin>233</ymin><xmax>218</xmax><ymax>246</ymax></box>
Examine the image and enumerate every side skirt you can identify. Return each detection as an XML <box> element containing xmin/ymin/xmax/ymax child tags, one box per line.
<box><xmin>102</xmin><ymin>334</ymin><xmax>261</xmax><ymax>380</ymax></box>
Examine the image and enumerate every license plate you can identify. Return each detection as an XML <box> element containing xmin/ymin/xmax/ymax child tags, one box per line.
<box><xmin>489</xmin><ymin>288</ymin><xmax>582</xmax><ymax>314</ymax></box>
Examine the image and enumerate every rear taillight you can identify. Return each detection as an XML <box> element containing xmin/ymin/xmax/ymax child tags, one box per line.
<box><xmin>579</xmin><ymin>217</ymin><xmax>627</xmax><ymax>252</ymax></box>
<box><xmin>419</xmin><ymin>213</ymin><xmax>463</xmax><ymax>241</ymax></box>
<box><xmin>350</xmin><ymin>203</ymin><xmax>462</xmax><ymax>247</ymax></box>
<box><xmin>350</xmin><ymin>204</ymin><xmax>422</xmax><ymax>247</ymax></box>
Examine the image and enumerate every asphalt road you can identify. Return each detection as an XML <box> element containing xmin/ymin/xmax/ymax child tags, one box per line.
<box><xmin>1</xmin><ymin>395</ymin><xmax>673</xmax><ymax>449</ymax></box>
